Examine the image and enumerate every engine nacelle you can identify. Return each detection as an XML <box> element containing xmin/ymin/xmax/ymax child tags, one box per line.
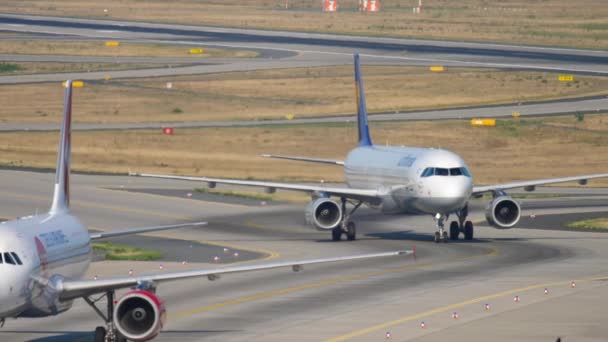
<box><xmin>305</xmin><ymin>198</ymin><xmax>342</xmax><ymax>230</ymax></box>
<box><xmin>485</xmin><ymin>196</ymin><xmax>521</xmax><ymax>229</ymax></box>
<box><xmin>114</xmin><ymin>290</ymin><xmax>166</xmax><ymax>342</ymax></box>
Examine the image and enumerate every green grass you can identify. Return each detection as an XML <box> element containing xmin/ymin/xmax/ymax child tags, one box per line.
<box><xmin>0</xmin><ymin>62</ymin><xmax>22</xmax><ymax>73</ymax></box>
<box><xmin>195</xmin><ymin>187</ymin><xmax>274</xmax><ymax>201</ymax></box>
<box><xmin>579</xmin><ymin>23</ymin><xmax>608</xmax><ymax>31</ymax></box>
<box><xmin>566</xmin><ymin>218</ymin><xmax>608</xmax><ymax>230</ymax></box>
<box><xmin>93</xmin><ymin>242</ymin><xmax>163</xmax><ymax>261</ymax></box>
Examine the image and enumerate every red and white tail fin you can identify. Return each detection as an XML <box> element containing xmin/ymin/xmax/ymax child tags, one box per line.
<box><xmin>50</xmin><ymin>81</ymin><xmax>73</xmax><ymax>214</ymax></box>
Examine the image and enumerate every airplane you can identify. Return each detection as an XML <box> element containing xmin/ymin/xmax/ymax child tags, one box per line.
<box><xmin>130</xmin><ymin>54</ymin><xmax>608</xmax><ymax>244</ymax></box>
<box><xmin>0</xmin><ymin>81</ymin><xmax>410</xmax><ymax>342</ymax></box>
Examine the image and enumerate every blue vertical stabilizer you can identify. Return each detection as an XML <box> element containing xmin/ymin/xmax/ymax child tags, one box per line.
<box><xmin>354</xmin><ymin>54</ymin><xmax>372</xmax><ymax>147</ymax></box>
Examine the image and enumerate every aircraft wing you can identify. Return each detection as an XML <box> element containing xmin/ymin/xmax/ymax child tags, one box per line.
<box><xmin>90</xmin><ymin>222</ymin><xmax>207</xmax><ymax>240</ymax></box>
<box><xmin>55</xmin><ymin>250</ymin><xmax>411</xmax><ymax>300</ymax></box>
<box><xmin>473</xmin><ymin>173</ymin><xmax>608</xmax><ymax>195</ymax></box>
<box><xmin>261</xmin><ymin>154</ymin><xmax>345</xmax><ymax>166</ymax></box>
<box><xmin>129</xmin><ymin>172</ymin><xmax>382</xmax><ymax>201</ymax></box>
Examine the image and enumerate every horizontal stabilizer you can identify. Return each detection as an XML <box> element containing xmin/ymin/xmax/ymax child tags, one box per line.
<box><xmin>262</xmin><ymin>154</ymin><xmax>344</xmax><ymax>166</ymax></box>
<box><xmin>90</xmin><ymin>221</ymin><xmax>207</xmax><ymax>240</ymax></box>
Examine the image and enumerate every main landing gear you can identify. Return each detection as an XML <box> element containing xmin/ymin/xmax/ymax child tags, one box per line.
<box><xmin>331</xmin><ymin>197</ymin><xmax>363</xmax><ymax>242</ymax></box>
<box><xmin>84</xmin><ymin>291</ymin><xmax>126</xmax><ymax>342</ymax></box>
<box><xmin>448</xmin><ymin>206</ymin><xmax>474</xmax><ymax>241</ymax></box>
<box><xmin>435</xmin><ymin>206</ymin><xmax>474</xmax><ymax>243</ymax></box>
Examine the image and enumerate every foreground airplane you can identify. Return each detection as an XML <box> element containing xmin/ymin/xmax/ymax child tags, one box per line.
<box><xmin>0</xmin><ymin>81</ymin><xmax>409</xmax><ymax>342</ymax></box>
<box><xmin>131</xmin><ymin>54</ymin><xmax>608</xmax><ymax>243</ymax></box>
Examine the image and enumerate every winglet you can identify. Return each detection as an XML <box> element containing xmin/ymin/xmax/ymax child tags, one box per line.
<box><xmin>354</xmin><ymin>54</ymin><xmax>372</xmax><ymax>147</ymax></box>
<box><xmin>50</xmin><ymin>80</ymin><xmax>73</xmax><ymax>214</ymax></box>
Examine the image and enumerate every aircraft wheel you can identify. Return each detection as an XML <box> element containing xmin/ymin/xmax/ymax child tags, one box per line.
<box><xmin>449</xmin><ymin>221</ymin><xmax>460</xmax><ymax>240</ymax></box>
<box><xmin>116</xmin><ymin>333</ymin><xmax>128</xmax><ymax>342</ymax></box>
<box><xmin>464</xmin><ymin>221</ymin><xmax>474</xmax><ymax>240</ymax></box>
<box><xmin>346</xmin><ymin>221</ymin><xmax>357</xmax><ymax>241</ymax></box>
<box><xmin>94</xmin><ymin>327</ymin><xmax>106</xmax><ymax>342</ymax></box>
<box><xmin>434</xmin><ymin>232</ymin><xmax>441</xmax><ymax>243</ymax></box>
<box><xmin>442</xmin><ymin>231</ymin><xmax>449</xmax><ymax>242</ymax></box>
<box><xmin>331</xmin><ymin>227</ymin><xmax>342</xmax><ymax>241</ymax></box>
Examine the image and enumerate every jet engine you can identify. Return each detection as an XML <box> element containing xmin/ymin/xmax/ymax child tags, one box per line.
<box><xmin>114</xmin><ymin>290</ymin><xmax>166</xmax><ymax>342</ymax></box>
<box><xmin>485</xmin><ymin>196</ymin><xmax>521</xmax><ymax>229</ymax></box>
<box><xmin>305</xmin><ymin>198</ymin><xmax>343</xmax><ymax>230</ymax></box>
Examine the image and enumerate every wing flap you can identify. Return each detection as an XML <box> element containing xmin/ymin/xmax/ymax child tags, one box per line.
<box><xmin>129</xmin><ymin>172</ymin><xmax>381</xmax><ymax>201</ymax></box>
<box><xmin>473</xmin><ymin>173</ymin><xmax>608</xmax><ymax>195</ymax></box>
<box><xmin>59</xmin><ymin>250</ymin><xmax>412</xmax><ymax>300</ymax></box>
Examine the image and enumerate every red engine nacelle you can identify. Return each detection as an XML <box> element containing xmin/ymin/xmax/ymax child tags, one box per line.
<box><xmin>114</xmin><ymin>290</ymin><xmax>167</xmax><ymax>341</ymax></box>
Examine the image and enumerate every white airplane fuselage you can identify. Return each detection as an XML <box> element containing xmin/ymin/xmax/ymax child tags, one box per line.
<box><xmin>344</xmin><ymin>146</ymin><xmax>473</xmax><ymax>215</ymax></box>
<box><xmin>0</xmin><ymin>212</ymin><xmax>91</xmax><ymax>318</ymax></box>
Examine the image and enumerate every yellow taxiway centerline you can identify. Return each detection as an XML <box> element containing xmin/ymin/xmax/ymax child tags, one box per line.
<box><xmin>172</xmin><ymin>246</ymin><xmax>500</xmax><ymax>319</ymax></box>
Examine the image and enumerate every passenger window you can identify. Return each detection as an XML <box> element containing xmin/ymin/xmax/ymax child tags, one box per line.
<box><xmin>4</xmin><ymin>252</ymin><xmax>15</xmax><ymax>265</ymax></box>
<box><xmin>11</xmin><ymin>252</ymin><xmax>22</xmax><ymax>265</ymax></box>
<box><xmin>435</xmin><ymin>168</ymin><xmax>449</xmax><ymax>176</ymax></box>
<box><xmin>450</xmin><ymin>168</ymin><xmax>463</xmax><ymax>176</ymax></box>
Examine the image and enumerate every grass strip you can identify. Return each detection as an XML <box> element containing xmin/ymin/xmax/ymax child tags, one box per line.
<box><xmin>195</xmin><ymin>187</ymin><xmax>274</xmax><ymax>201</ymax></box>
<box><xmin>93</xmin><ymin>241</ymin><xmax>163</xmax><ymax>261</ymax></box>
<box><xmin>566</xmin><ymin>218</ymin><xmax>608</xmax><ymax>230</ymax></box>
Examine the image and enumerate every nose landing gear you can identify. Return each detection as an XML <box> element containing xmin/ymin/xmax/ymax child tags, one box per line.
<box><xmin>434</xmin><ymin>213</ymin><xmax>448</xmax><ymax>243</ymax></box>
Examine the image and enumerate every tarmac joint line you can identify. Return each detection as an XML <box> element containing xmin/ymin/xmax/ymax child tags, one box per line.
<box><xmin>325</xmin><ymin>275</ymin><xmax>606</xmax><ymax>342</ymax></box>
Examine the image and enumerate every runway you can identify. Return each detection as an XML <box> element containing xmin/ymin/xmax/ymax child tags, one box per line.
<box><xmin>0</xmin><ymin>169</ymin><xmax>607</xmax><ymax>341</ymax></box>
<box><xmin>1</xmin><ymin>12</ymin><xmax>608</xmax><ymax>342</ymax></box>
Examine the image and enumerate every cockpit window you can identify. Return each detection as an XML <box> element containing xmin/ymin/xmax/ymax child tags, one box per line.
<box><xmin>450</xmin><ymin>168</ymin><xmax>462</xmax><ymax>176</ymax></box>
<box><xmin>421</xmin><ymin>168</ymin><xmax>433</xmax><ymax>177</ymax></box>
<box><xmin>1</xmin><ymin>252</ymin><xmax>22</xmax><ymax>265</ymax></box>
<box><xmin>434</xmin><ymin>168</ymin><xmax>449</xmax><ymax>176</ymax></box>
<box><xmin>421</xmin><ymin>167</ymin><xmax>472</xmax><ymax>178</ymax></box>
<box><xmin>11</xmin><ymin>252</ymin><xmax>22</xmax><ymax>265</ymax></box>
<box><xmin>4</xmin><ymin>252</ymin><xmax>15</xmax><ymax>265</ymax></box>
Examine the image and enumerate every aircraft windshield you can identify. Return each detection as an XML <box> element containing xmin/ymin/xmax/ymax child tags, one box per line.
<box><xmin>420</xmin><ymin>167</ymin><xmax>471</xmax><ymax>178</ymax></box>
<box><xmin>1</xmin><ymin>252</ymin><xmax>23</xmax><ymax>265</ymax></box>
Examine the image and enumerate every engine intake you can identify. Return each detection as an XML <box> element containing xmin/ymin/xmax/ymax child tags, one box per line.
<box><xmin>114</xmin><ymin>290</ymin><xmax>166</xmax><ymax>342</ymax></box>
<box><xmin>485</xmin><ymin>196</ymin><xmax>521</xmax><ymax>229</ymax></box>
<box><xmin>305</xmin><ymin>198</ymin><xmax>342</xmax><ymax>230</ymax></box>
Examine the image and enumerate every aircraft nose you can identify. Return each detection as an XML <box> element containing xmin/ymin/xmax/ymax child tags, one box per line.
<box><xmin>428</xmin><ymin>177</ymin><xmax>472</xmax><ymax>212</ymax></box>
<box><xmin>0</xmin><ymin>271</ymin><xmax>9</xmax><ymax>308</ymax></box>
